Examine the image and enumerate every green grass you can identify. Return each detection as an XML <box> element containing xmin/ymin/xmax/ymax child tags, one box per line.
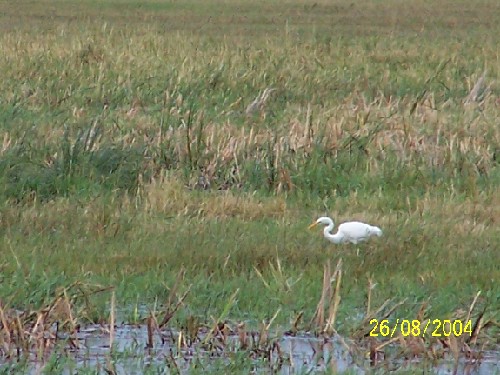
<box><xmin>0</xmin><ymin>0</ymin><xmax>499</xmax><ymax>372</ymax></box>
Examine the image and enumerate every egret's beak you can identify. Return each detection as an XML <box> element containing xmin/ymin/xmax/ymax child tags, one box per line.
<box><xmin>308</xmin><ymin>222</ymin><xmax>318</xmax><ymax>230</ymax></box>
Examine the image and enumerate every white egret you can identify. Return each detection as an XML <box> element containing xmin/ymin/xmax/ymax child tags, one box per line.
<box><xmin>308</xmin><ymin>216</ymin><xmax>382</xmax><ymax>245</ymax></box>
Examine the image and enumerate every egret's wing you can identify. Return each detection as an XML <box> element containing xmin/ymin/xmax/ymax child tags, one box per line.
<box><xmin>338</xmin><ymin>221</ymin><xmax>371</xmax><ymax>243</ymax></box>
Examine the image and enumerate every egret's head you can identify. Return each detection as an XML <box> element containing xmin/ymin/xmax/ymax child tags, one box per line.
<box><xmin>308</xmin><ymin>217</ymin><xmax>332</xmax><ymax>229</ymax></box>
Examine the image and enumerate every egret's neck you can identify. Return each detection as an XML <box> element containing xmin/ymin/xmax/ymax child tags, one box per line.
<box><xmin>323</xmin><ymin>222</ymin><xmax>344</xmax><ymax>244</ymax></box>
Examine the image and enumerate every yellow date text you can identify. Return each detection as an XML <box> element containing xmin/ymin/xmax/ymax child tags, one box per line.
<box><xmin>369</xmin><ymin>319</ymin><xmax>472</xmax><ymax>338</ymax></box>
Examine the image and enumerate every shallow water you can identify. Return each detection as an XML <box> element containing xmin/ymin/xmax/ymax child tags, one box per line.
<box><xmin>73</xmin><ymin>325</ymin><xmax>362</xmax><ymax>374</ymax></box>
<box><xmin>3</xmin><ymin>324</ymin><xmax>499</xmax><ymax>374</ymax></box>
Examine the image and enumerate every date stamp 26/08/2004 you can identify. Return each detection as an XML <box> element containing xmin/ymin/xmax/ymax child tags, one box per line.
<box><xmin>369</xmin><ymin>319</ymin><xmax>473</xmax><ymax>338</ymax></box>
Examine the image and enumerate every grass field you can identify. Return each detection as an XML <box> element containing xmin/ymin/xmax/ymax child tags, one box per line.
<box><xmin>0</xmin><ymin>0</ymin><xmax>499</xmax><ymax>373</ymax></box>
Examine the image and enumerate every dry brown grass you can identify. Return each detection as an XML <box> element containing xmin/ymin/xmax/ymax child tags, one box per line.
<box><xmin>142</xmin><ymin>176</ymin><xmax>287</xmax><ymax>220</ymax></box>
<box><xmin>0</xmin><ymin>282</ymin><xmax>110</xmax><ymax>363</ymax></box>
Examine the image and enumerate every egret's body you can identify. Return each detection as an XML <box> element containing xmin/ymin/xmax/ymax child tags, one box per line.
<box><xmin>309</xmin><ymin>216</ymin><xmax>382</xmax><ymax>244</ymax></box>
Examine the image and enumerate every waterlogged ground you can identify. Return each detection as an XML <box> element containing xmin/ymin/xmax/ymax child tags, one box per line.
<box><xmin>75</xmin><ymin>325</ymin><xmax>356</xmax><ymax>373</ymax></box>
<box><xmin>3</xmin><ymin>321</ymin><xmax>499</xmax><ymax>374</ymax></box>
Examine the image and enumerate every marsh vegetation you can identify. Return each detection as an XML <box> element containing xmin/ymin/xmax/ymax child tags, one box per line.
<box><xmin>0</xmin><ymin>0</ymin><xmax>499</xmax><ymax>373</ymax></box>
